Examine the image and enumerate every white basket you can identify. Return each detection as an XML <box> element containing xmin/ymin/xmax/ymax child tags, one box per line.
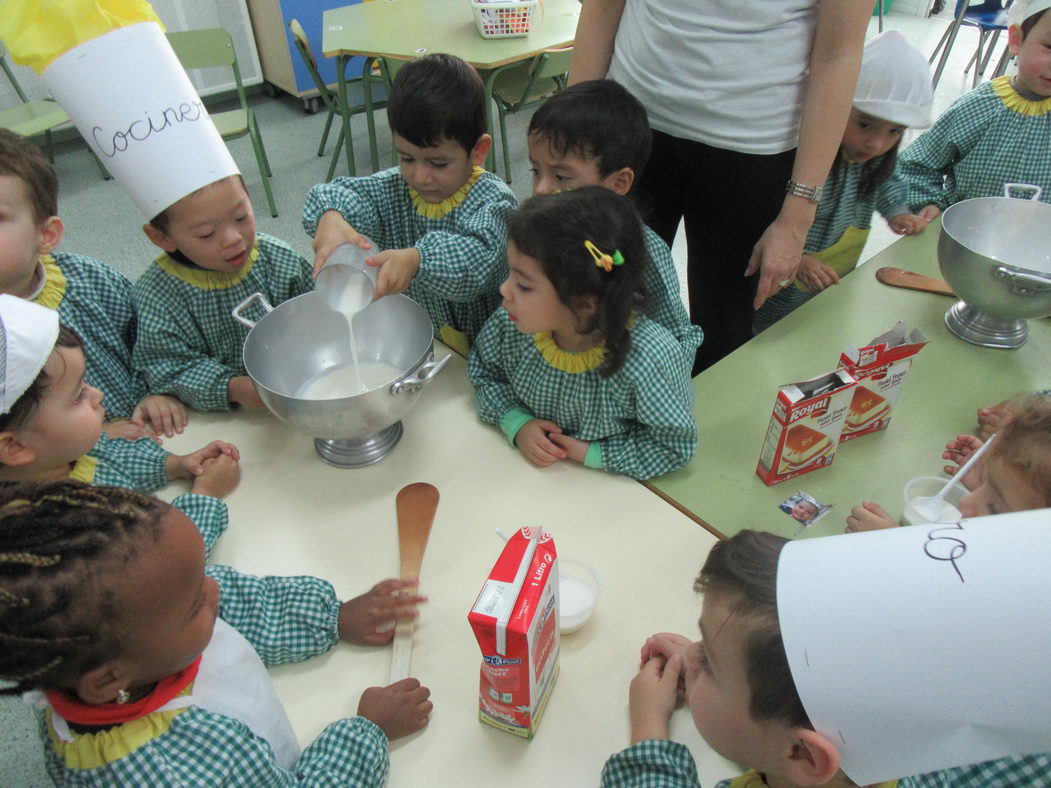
<box><xmin>470</xmin><ymin>0</ymin><xmax>539</xmax><ymax>38</ymax></box>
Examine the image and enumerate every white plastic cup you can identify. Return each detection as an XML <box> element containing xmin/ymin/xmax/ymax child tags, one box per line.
<box><xmin>558</xmin><ymin>557</ymin><xmax>602</xmax><ymax>634</ymax></box>
<box><xmin>316</xmin><ymin>242</ymin><xmax>377</xmax><ymax>315</ymax></box>
<box><xmin>901</xmin><ymin>476</ymin><xmax>967</xmax><ymax>525</ymax></box>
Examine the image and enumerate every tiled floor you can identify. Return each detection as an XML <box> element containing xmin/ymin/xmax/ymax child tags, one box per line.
<box><xmin>0</xmin><ymin>10</ymin><xmax>999</xmax><ymax>786</ymax></box>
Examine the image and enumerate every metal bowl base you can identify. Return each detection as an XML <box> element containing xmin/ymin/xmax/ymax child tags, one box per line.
<box><xmin>313</xmin><ymin>422</ymin><xmax>404</xmax><ymax>468</ymax></box>
<box><xmin>944</xmin><ymin>301</ymin><xmax>1028</xmax><ymax>349</ymax></box>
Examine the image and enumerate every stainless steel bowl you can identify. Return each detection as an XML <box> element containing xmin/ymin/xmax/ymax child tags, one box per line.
<box><xmin>938</xmin><ymin>184</ymin><xmax>1051</xmax><ymax>348</ymax></box>
<box><xmin>233</xmin><ymin>291</ymin><xmax>450</xmax><ymax>466</ymax></box>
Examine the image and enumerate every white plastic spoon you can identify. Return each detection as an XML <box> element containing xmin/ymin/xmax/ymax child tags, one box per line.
<box><xmin>910</xmin><ymin>434</ymin><xmax>996</xmax><ymax>521</ymax></box>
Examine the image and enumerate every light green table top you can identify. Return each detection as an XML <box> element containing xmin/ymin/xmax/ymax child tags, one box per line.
<box><xmin>322</xmin><ymin>0</ymin><xmax>579</xmax><ymax>69</ymax></box>
<box><xmin>646</xmin><ymin>225</ymin><xmax>1049</xmax><ymax>541</ymax></box>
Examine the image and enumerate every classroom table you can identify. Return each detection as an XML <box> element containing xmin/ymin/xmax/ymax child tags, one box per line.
<box><xmin>322</xmin><ymin>0</ymin><xmax>579</xmax><ymax>173</ymax></box>
<box><xmin>646</xmin><ymin>224</ymin><xmax>1050</xmax><ymax>542</ymax></box>
<box><xmin>160</xmin><ymin>345</ymin><xmax>739</xmax><ymax>786</ymax></box>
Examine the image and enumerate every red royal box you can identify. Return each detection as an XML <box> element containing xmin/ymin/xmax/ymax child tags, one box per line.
<box><xmin>468</xmin><ymin>527</ymin><xmax>559</xmax><ymax>738</ymax></box>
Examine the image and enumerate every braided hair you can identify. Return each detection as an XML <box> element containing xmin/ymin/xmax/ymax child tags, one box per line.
<box><xmin>0</xmin><ymin>481</ymin><xmax>164</xmax><ymax>695</ymax></box>
<box><xmin>507</xmin><ymin>187</ymin><xmax>648</xmax><ymax>376</ymax></box>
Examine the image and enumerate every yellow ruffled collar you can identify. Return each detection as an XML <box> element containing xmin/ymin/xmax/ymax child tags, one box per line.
<box><xmin>994</xmin><ymin>75</ymin><xmax>1051</xmax><ymax>116</ymax></box>
<box><xmin>533</xmin><ymin>332</ymin><xmax>605</xmax><ymax>374</ymax></box>
<box><xmin>33</xmin><ymin>255</ymin><xmax>67</xmax><ymax>309</ymax></box>
<box><xmin>67</xmin><ymin>455</ymin><xmax>98</xmax><ymax>484</ymax></box>
<box><xmin>156</xmin><ymin>241</ymin><xmax>260</xmax><ymax>290</ymax></box>
<box><xmin>409</xmin><ymin>166</ymin><xmax>485</xmax><ymax>219</ymax></box>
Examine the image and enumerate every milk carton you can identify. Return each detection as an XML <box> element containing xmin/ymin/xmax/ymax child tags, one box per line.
<box><xmin>468</xmin><ymin>527</ymin><xmax>559</xmax><ymax>739</ymax></box>
<box><xmin>755</xmin><ymin>369</ymin><xmax>857</xmax><ymax>486</ymax></box>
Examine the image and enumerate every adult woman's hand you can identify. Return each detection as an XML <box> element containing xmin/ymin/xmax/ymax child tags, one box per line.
<box><xmin>746</xmin><ymin>208</ymin><xmax>809</xmax><ymax>308</ymax></box>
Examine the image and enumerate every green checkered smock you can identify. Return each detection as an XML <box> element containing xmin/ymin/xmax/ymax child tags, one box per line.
<box><xmin>87</xmin><ymin>433</ymin><xmax>170</xmax><ymax>491</ymax></box>
<box><xmin>468</xmin><ymin>309</ymin><xmax>701</xmax><ymax>480</ymax></box>
<box><xmin>171</xmin><ymin>492</ymin><xmax>228</xmax><ymax>559</ymax></box>
<box><xmin>754</xmin><ymin>160</ymin><xmax>909</xmax><ymax>332</ymax></box>
<box><xmin>303</xmin><ymin>166</ymin><xmax>517</xmax><ymax>345</ymax></box>
<box><xmin>600</xmin><ymin>740</ymin><xmax>1051</xmax><ymax>787</ymax></box>
<box><xmin>899</xmin><ymin>76</ymin><xmax>1051</xmax><ymax>211</ymax></box>
<box><xmin>642</xmin><ymin>226</ymin><xmax>697</xmax><ymax>349</ymax></box>
<box><xmin>131</xmin><ymin>233</ymin><xmax>313</xmax><ymax>411</ymax></box>
<box><xmin>40</xmin><ymin>566</ymin><xmax>390</xmax><ymax>787</ymax></box>
<box><xmin>34</xmin><ymin>253</ymin><xmax>148</xmax><ymax>419</ymax></box>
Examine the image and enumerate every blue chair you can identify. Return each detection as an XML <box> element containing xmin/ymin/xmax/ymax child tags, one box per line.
<box><xmin>929</xmin><ymin>0</ymin><xmax>1012</xmax><ymax>88</ymax></box>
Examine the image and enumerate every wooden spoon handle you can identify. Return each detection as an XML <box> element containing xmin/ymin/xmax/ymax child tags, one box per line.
<box><xmin>390</xmin><ymin>482</ymin><xmax>439</xmax><ymax>683</ymax></box>
<box><xmin>876</xmin><ymin>267</ymin><xmax>955</xmax><ymax>297</ymax></box>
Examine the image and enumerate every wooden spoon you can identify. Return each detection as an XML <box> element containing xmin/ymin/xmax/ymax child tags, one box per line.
<box><xmin>876</xmin><ymin>267</ymin><xmax>955</xmax><ymax>297</ymax></box>
<box><xmin>389</xmin><ymin>482</ymin><xmax>439</xmax><ymax>683</ymax></box>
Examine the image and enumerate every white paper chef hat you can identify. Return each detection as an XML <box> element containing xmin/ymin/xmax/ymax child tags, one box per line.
<box><xmin>0</xmin><ymin>295</ymin><xmax>60</xmax><ymax>416</ymax></box>
<box><xmin>777</xmin><ymin>509</ymin><xmax>1051</xmax><ymax>785</ymax></box>
<box><xmin>853</xmin><ymin>30</ymin><xmax>934</xmax><ymax>129</ymax></box>
<box><xmin>1009</xmin><ymin>0</ymin><xmax>1051</xmax><ymax>28</ymax></box>
<box><xmin>41</xmin><ymin>21</ymin><xmax>239</xmax><ymax>219</ymax></box>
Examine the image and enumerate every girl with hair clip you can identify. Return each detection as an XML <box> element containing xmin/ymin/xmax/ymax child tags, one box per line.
<box><xmin>468</xmin><ymin>187</ymin><xmax>702</xmax><ymax>481</ymax></box>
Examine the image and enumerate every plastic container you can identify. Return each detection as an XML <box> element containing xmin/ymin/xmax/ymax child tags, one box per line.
<box><xmin>315</xmin><ymin>242</ymin><xmax>377</xmax><ymax>316</ymax></box>
<box><xmin>470</xmin><ymin>0</ymin><xmax>539</xmax><ymax>38</ymax></box>
<box><xmin>558</xmin><ymin>557</ymin><xmax>602</xmax><ymax>634</ymax></box>
<box><xmin>901</xmin><ymin>476</ymin><xmax>966</xmax><ymax>525</ymax></box>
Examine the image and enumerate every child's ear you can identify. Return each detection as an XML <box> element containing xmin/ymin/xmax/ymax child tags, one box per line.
<box><xmin>604</xmin><ymin>167</ymin><xmax>636</xmax><ymax>197</ymax></box>
<box><xmin>76</xmin><ymin>661</ymin><xmax>133</xmax><ymax>706</ymax></box>
<box><xmin>470</xmin><ymin>134</ymin><xmax>493</xmax><ymax>169</ymax></box>
<box><xmin>781</xmin><ymin>727</ymin><xmax>842</xmax><ymax>786</ymax></box>
<box><xmin>572</xmin><ymin>293</ymin><xmax>599</xmax><ymax>320</ymax></box>
<box><xmin>143</xmin><ymin>223</ymin><xmax>178</xmax><ymax>253</ymax></box>
<box><xmin>37</xmin><ymin>216</ymin><xmax>64</xmax><ymax>255</ymax></box>
<box><xmin>0</xmin><ymin>432</ymin><xmax>37</xmax><ymax>468</ymax></box>
<box><xmin>1008</xmin><ymin>23</ymin><xmax>1023</xmax><ymax>55</ymax></box>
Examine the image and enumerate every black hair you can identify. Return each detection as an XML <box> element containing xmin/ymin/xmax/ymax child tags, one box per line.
<box><xmin>0</xmin><ymin>129</ymin><xmax>58</xmax><ymax>224</ymax></box>
<box><xmin>0</xmin><ymin>481</ymin><xmax>165</xmax><ymax>695</ymax></box>
<box><xmin>1022</xmin><ymin>8</ymin><xmax>1047</xmax><ymax>38</ymax></box>
<box><xmin>0</xmin><ymin>326</ymin><xmax>82</xmax><ymax>433</ymax></box>
<box><xmin>148</xmin><ymin>174</ymin><xmax>248</xmax><ymax>234</ymax></box>
<box><xmin>527</xmin><ymin>79</ymin><xmax>652</xmax><ymax>186</ymax></box>
<box><xmin>507</xmin><ymin>187</ymin><xmax>647</xmax><ymax>376</ymax></box>
<box><xmin>387</xmin><ymin>54</ymin><xmax>486</xmax><ymax>154</ymax></box>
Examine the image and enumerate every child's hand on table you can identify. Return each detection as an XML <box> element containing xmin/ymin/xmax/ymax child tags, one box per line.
<box><xmin>628</xmin><ymin>652</ymin><xmax>682</xmax><ymax>744</ymax></box>
<box><xmin>917</xmin><ymin>204</ymin><xmax>941</xmax><ymax>223</ymax></box>
<box><xmin>548</xmin><ymin>433</ymin><xmax>590</xmax><ymax>464</ymax></box>
<box><xmin>168</xmin><ymin>440</ymin><xmax>240</xmax><ymax>485</ymax></box>
<box><xmin>887</xmin><ymin>213</ymin><xmax>930</xmax><ymax>236</ymax></box>
<box><xmin>942</xmin><ymin>434</ymin><xmax>986</xmax><ymax>490</ymax></box>
<box><xmin>312</xmin><ymin>210</ymin><xmax>373</xmax><ymax>277</ymax></box>
<box><xmin>977</xmin><ymin>398</ymin><xmax>1017</xmax><ymax>440</ymax></box>
<box><xmin>357</xmin><ymin>678</ymin><xmax>432</xmax><ymax>740</ymax></box>
<box><xmin>338</xmin><ymin>578</ymin><xmax>427</xmax><ymax>646</ymax></box>
<box><xmin>795</xmin><ymin>254</ymin><xmax>840</xmax><ymax>293</ymax></box>
<box><xmin>845</xmin><ymin>501</ymin><xmax>897</xmax><ymax>532</ymax></box>
<box><xmin>516</xmin><ymin>419</ymin><xmax>568</xmax><ymax>467</ymax></box>
<box><xmin>103</xmin><ymin>419</ymin><xmax>160</xmax><ymax>444</ymax></box>
<box><xmin>190</xmin><ymin>453</ymin><xmax>241</xmax><ymax>499</ymax></box>
<box><xmin>640</xmin><ymin>632</ymin><xmax>691</xmax><ymax>706</ymax></box>
<box><xmin>132</xmin><ymin>394</ymin><xmax>189</xmax><ymax>438</ymax></box>
<box><xmin>367</xmin><ymin>248</ymin><xmax>421</xmax><ymax>298</ymax></box>
<box><xmin>227</xmin><ymin>376</ymin><xmax>265</xmax><ymax>409</ymax></box>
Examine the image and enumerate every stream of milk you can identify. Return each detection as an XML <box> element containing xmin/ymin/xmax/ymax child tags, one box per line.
<box><xmin>298</xmin><ymin>314</ymin><xmax>400</xmax><ymax>399</ymax></box>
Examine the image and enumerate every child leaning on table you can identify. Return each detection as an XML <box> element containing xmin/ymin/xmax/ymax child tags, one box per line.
<box><xmin>304</xmin><ymin>53</ymin><xmax>517</xmax><ymax>356</ymax></box>
<box><xmin>468</xmin><ymin>188</ymin><xmax>700</xmax><ymax>481</ymax></box>
<box><xmin>526</xmin><ymin>79</ymin><xmax>695</xmax><ymax>348</ymax></box>
<box><xmin>0</xmin><ymin>296</ymin><xmax>239</xmax><ymax>556</ymax></box>
<box><xmin>1</xmin><ymin>481</ymin><xmax>431</xmax><ymax>787</ymax></box>
<box><xmin>0</xmin><ymin>129</ymin><xmax>186</xmax><ymax>439</ymax></box>
<box><xmin>134</xmin><ymin>173</ymin><xmax>314</xmax><ymax>412</ymax></box>
<box><xmin>847</xmin><ymin>393</ymin><xmax>1051</xmax><ymax>531</ymax></box>
<box><xmin>601</xmin><ymin>529</ymin><xmax>1051</xmax><ymax>787</ymax></box>
<box><xmin>754</xmin><ymin>31</ymin><xmax>935</xmax><ymax>334</ymax></box>
<box><xmin>898</xmin><ymin>0</ymin><xmax>1051</xmax><ymax>218</ymax></box>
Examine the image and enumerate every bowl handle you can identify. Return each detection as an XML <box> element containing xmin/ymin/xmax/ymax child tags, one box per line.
<box><xmin>231</xmin><ymin>292</ymin><xmax>274</xmax><ymax>329</ymax></box>
<box><xmin>391</xmin><ymin>354</ymin><xmax>452</xmax><ymax>395</ymax></box>
<box><xmin>1003</xmin><ymin>183</ymin><xmax>1043</xmax><ymax>202</ymax></box>
<box><xmin>993</xmin><ymin>266</ymin><xmax>1051</xmax><ymax>295</ymax></box>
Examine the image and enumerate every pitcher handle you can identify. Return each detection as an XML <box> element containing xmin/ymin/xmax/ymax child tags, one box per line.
<box><xmin>391</xmin><ymin>353</ymin><xmax>452</xmax><ymax>395</ymax></box>
<box><xmin>231</xmin><ymin>292</ymin><xmax>274</xmax><ymax>329</ymax></box>
<box><xmin>1003</xmin><ymin>183</ymin><xmax>1043</xmax><ymax>202</ymax></box>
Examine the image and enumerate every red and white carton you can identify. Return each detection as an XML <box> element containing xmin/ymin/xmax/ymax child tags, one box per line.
<box><xmin>468</xmin><ymin>526</ymin><xmax>559</xmax><ymax>739</ymax></box>
<box><xmin>838</xmin><ymin>323</ymin><xmax>928</xmax><ymax>442</ymax></box>
<box><xmin>756</xmin><ymin>369</ymin><xmax>857</xmax><ymax>486</ymax></box>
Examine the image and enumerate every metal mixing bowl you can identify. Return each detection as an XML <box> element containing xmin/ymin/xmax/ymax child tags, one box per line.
<box><xmin>938</xmin><ymin>185</ymin><xmax>1051</xmax><ymax>347</ymax></box>
<box><xmin>233</xmin><ymin>291</ymin><xmax>450</xmax><ymax>466</ymax></box>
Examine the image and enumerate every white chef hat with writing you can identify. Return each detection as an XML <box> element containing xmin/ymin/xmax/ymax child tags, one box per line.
<box><xmin>0</xmin><ymin>295</ymin><xmax>60</xmax><ymax>416</ymax></box>
<box><xmin>42</xmin><ymin>21</ymin><xmax>239</xmax><ymax>219</ymax></box>
<box><xmin>777</xmin><ymin>509</ymin><xmax>1051</xmax><ymax>785</ymax></box>
<box><xmin>853</xmin><ymin>30</ymin><xmax>934</xmax><ymax>129</ymax></box>
<box><xmin>1009</xmin><ymin>0</ymin><xmax>1051</xmax><ymax>28</ymax></box>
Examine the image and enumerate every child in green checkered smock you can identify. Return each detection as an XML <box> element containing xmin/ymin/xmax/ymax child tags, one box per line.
<box><xmin>468</xmin><ymin>189</ymin><xmax>701</xmax><ymax>481</ymax></box>
<box><xmin>0</xmin><ymin>130</ymin><xmax>186</xmax><ymax>438</ymax></box>
<box><xmin>601</xmin><ymin>530</ymin><xmax>1051</xmax><ymax>788</ymax></box>
<box><xmin>1</xmin><ymin>482</ymin><xmax>431</xmax><ymax>787</ymax></box>
<box><xmin>526</xmin><ymin>80</ymin><xmax>697</xmax><ymax>350</ymax></box>
<box><xmin>899</xmin><ymin>3</ymin><xmax>1051</xmax><ymax>216</ymax></box>
<box><xmin>755</xmin><ymin>31</ymin><xmax>936</xmax><ymax>334</ymax></box>
<box><xmin>136</xmin><ymin>176</ymin><xmax>313</xmax><ymax>412</ymax></box>
<box><xmin>304</xmin><ymin>54</ymin><xmax>516</xmax><ymax>357</ymax></box>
